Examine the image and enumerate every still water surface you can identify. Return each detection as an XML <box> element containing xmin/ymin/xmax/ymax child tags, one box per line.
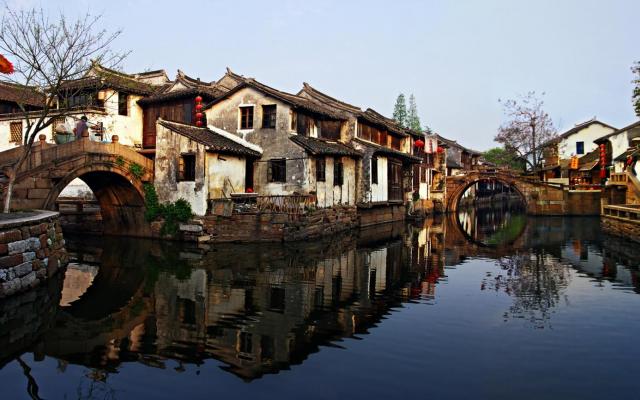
<box><xmin>0</xmin><ymin>212</ymin><xmax>639</xmax><ymax>399</ymax></box>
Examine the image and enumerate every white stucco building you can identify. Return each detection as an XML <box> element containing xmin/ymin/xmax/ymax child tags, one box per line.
<box><xmin>554</xmin><ymin>118</ymin><xmax>617</xmax><ymax>160</ymax></box>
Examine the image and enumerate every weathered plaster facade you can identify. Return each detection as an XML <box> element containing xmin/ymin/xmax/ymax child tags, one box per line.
<box><xmin>154</xmin><ymin>120</ymin><xmax>259</xmax><ymax>216</ymax></box>
<box><xmin>206</xmin><ymin>87</ymin><xmax>308</xmax><ymax>195</ymax></box>
<box><xmin>207</xmin><ymin>153</ymin><xmax>246</xmax><ymax>199</ymax></box>
<box><xmin>154</xmin><ymin>123</ymin><xmax>209</xmax><ymax>216</ymax></box>
<box><xmin>308</xmin><ymin>156</ymin><xmax>357</xmax><ymax>207</ymax></box>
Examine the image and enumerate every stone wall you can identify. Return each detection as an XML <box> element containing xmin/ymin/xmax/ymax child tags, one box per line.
<box><xmin>202</xmin><ymin>206</ymin><xmax>358</xmax><ymax>243</ymax></box>
<box><xmin>563</xmin><ymin>190</ymin><xmax>602</xmax><ymax>215</ymax></box>
<box><xmin>358</xmin><ymin>204</ymin><xmax>406</xmax><ymax>227</ymax></box>
<box><xmin>601</xmin><ymin>216</ymin><xmax>640</xmax><ymax>244</ymax></box>
<box><xmin>0</xmin><ymin>211</ymin><xmax>68</xmax><ymax>298</ymax></box>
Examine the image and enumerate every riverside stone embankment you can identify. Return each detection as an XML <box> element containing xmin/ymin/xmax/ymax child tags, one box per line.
<box><xmin>0</xmin><ymin>211</ymin><xmax>68</xmax><ymax>298</ymax></box>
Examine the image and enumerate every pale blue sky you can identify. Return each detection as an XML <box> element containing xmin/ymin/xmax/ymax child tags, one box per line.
<box><xmin>7</xmin><ymin>0</ymin><xmax>640</xmax><ymax>150</ymax></box>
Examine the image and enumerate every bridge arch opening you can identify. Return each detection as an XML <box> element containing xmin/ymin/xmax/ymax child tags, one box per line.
<box><xmin>44</xmin><ymin>164</ymin><xmax>150</xmax><ymax>237</ymax></box>
<box><xmin>453</xmin><ymin>178</ymin><xmax>527</xmax><ymax>247</ymax></box>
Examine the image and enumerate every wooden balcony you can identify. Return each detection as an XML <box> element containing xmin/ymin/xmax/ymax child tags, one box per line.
<box><xmin>609</xmin><ymin>173</ymin><xmax>628</xmax><ymax>185</ymax></box>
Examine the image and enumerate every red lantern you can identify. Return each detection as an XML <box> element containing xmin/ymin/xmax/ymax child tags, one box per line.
<box><xmin>246</xmin><ymin>187</ymin><xmax>254</xmax><ymax>193</ymax></box>
<box><xmin>195</xmin><ymin>112</ymin><xmax>203</xmax><ymax>120</ymax></box>
<box><xmin>415</xmin><ymin>139</ymin><xmax>425</xmax><ymax>148</ymax></box>
<box><xmin>600</xmin><ymin>169</ymin><xmax>606</xmax><ymax>179</ymax></box>
<box><xmin>195</xmin><ymin>95</ymin><xmax>203</xmax><ymax>103</ymax></box>
<box><xmin>436</xmin><ymin>146</ymin><xmax>444</xmax><ymax>154</ymax></box>
<box><xmin>195</xmin><ymin>103</ymin><xmax>203</xmax><ymax>111</ymax></box>
<box><xmin>195</xmin><ymin>120</ymin><xmax>203</xmax><ymax>127</ymax></box>
<box><xmin>0</xmin><ymin>54</ymin><xmax>14</xmax><ymax>74</ymax></box>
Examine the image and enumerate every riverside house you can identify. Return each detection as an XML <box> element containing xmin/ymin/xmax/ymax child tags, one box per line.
<box><xmin>153</xmin><ymin>119</ymin><xmax>262</xmax><ymax>216</ymax></box>
<box><xmin>0</xmin><ymin>62</ymin><xmax>162</xmax><ymax>151</ymax></box>
<box><xmin>297</xmin><ymin>83</ymin><xmax>425</xmax><ymax>221</ymax></box>
<box><xmin>204</xmin><ymin>72</ymin><xmax>362</xmax><ymax>209</ymax></box>
<box><xmin>137</xmin><ymin>70</ymin><xmax>225</xmax><ymax>154</ymax></box>
<box><xmin>540</xmin><ymin>118</ymin><xmax>617</xmax><ymax>183</ymax></box>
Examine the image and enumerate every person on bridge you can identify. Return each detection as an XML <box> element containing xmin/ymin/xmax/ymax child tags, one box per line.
<box><xmin>73</xmin><ymin>116</ymin><xmax>88</xmax><ymax>140</ymax></box>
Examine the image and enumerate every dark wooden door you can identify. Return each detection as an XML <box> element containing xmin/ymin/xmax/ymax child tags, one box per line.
<box><xmin>388</xmin><ymin>160</ymin><xmax>403</xmax><ymax>201</ymax></box>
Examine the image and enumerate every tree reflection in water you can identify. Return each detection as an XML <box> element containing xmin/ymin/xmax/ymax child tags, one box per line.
<box><xmin>482</xmin><ymin>251</ymin><xmax>570</xmax><ymax>328</ymax></box>
<box><xmin>0</xmin><ymin>214</ymin><xmax>639</xmax><ymax>399</ymax></box>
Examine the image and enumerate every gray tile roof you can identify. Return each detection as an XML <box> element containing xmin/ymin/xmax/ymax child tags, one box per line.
<box><xmin>158</xmin><ymin>119</ymin><xmax>261</xmax><ymax>157</ymax></box>
<box><xmin>290</xmin><ymin>135</ymin><xmax>361</xmax><ymax>157</ymax></box>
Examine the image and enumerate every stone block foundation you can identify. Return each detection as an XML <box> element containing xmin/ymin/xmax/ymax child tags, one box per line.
<box><xmin>0</xmin><ymin>211</ymin><xmax>68</xmax><ymax>299</ymax></box>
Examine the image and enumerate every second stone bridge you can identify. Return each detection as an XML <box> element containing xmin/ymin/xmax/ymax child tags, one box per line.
<box><xmin>445</xmin><ymin>169</ymin><xmax>602</xmax><ymax>215</ymax></box>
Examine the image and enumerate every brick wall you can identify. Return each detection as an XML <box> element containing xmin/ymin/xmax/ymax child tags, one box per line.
<box><xmin>0</xmin><ymin>211</ymin><xmax>68</xmax><ymax>298</ymax></box>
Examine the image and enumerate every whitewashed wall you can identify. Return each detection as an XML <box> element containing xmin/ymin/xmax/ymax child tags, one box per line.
<box><xmin>558</xmin><ymin>123</ymin><xmax>616</xmax><ymax>159</ymax></box>
<box><xmin>370</xmin><ymin>156</ymin><xmax>388</xmax><ymax>202</ymax></box>
<box><xmin>309</xmin><ymin>156</ymin><xmax>357</xmax><ymax>208</ymax></box>
<box><xmin>207</xmin><ymin>153</ymin><xmax>246</xmax><ymax>198</ymax></box>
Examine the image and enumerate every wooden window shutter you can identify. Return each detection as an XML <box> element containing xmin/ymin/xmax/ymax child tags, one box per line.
<box><xmin>10</xmin><ymin>122</ymin><xmax>22</xmax><ymax>143</ymax></box>
<box><xmin>177</xmin><ymin>156</ymin><xmax>185</xmax><ymax>181</ymax></box>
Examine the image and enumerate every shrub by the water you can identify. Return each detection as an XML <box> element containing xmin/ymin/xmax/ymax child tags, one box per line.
<box><xmin>143</xmin><ymin>184</ymin><xmax>193</xmax><ymax>235</ymax></box>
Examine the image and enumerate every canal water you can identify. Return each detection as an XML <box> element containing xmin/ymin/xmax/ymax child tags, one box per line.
<box><xmin>0</xmin><ymin>210</ymin><xmax>639</xmax><ymax>399</ymax></box>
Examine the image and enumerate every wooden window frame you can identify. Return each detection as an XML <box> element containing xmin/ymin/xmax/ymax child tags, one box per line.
<box><xmin>262</xmin><ymin>104</ymin><xmax>277</xmax><ymax>129</ymax></box>
<box><xmin>576</xmin><ymin>141</ymin><xmax>585</xmax><ymax>155</ymax></box>
<box><xmin>240</xmin><ymin>106</ymin><xmax>254</xmax><ymax>130</ymax></box>
<box><xmin>268</xmin><ymin>159</ymin><xmax>286</xmax><ymax>183</ymax></box>
<box><xmin>118</xmin><ymin>92</ymin><xmax>129</xmax><ymax>116</ymax></box>
<box><xmin>316</xmin><ymin>157</ymin><xmax>326</xmax><ymax>182</ymax></box>
<box><xmin>177</xmin><ymin>153</ymin><xmax>196</xmax><ymax>182</ymax></box>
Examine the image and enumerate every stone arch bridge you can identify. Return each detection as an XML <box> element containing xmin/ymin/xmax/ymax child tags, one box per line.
<box><xmin>0</xmin><ymin>138</ymin><xmax>154</xmax><ymax>236</ymax></box>
<box><xmin>444</xmin><ymin>169</ymin><xmax>597</xmax><ymax>215</ymax></box>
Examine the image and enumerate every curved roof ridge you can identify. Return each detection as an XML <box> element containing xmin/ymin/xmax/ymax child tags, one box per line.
<box><xmin>299</xmin><ymin>82</ymin><xmax>362</xmax><ymax>113</ymax></box>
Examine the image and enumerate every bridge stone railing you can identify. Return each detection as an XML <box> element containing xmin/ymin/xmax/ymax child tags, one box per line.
<box><xmin>0</xmin><ymin>138</ymin><xmax>154</xmax><ymax>179</ymax></box>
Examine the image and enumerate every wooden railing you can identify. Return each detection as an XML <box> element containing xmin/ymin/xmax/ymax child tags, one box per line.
<box><xmin>609</xmin><ymin>173</ymin><xmax>628</xmax><ymax>185</ymax></box>
<box><xmin>602</xmin><ymin>204</ymin><xmax>640</xmax><ymax>222</ymax></box>
<box><xmin>227</xmin><ymin>194</ymin><xmax>317</xmax><ymax>215</ymax></box>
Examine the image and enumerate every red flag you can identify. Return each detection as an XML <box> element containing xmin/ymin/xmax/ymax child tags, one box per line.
<box><xmin>0</xmin><ymin>54</ymin><xmax>14</xmax><ymax>74</ymax></box>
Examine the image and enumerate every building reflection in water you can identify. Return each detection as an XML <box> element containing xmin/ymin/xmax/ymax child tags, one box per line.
<box><xmin>1</xmin><ymin>210</ymin><xmax>639</xmax><ymax>391</ymax></box>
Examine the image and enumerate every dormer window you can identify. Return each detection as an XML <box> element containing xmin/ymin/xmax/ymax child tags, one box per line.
<box><xmin>240</xmin><ymin>106</ymin><xmax>254</xmax><ymax>130</ymax></box>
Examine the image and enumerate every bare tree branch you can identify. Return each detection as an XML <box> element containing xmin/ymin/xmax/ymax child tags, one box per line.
<box><xmin>495</xmin><ymin>92</ymin><xmax>557</xmax><ymax>172</ymax></box>
<box><xmin>0</xmin><ymin>6</ymin><xmax>128</xmax><ymax>212</ymax></box>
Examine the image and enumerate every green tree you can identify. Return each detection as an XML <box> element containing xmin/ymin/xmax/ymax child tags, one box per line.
<box><xmin>633</xmin><ymin>61</ymin><xmax>640</xmax><ymax>117</ymax></box>
<box><xmin>424</xmin><ymin>124</ymin><xmax>433</xmax><ymax>135</ymax></box>
<box><xmin>406</xmin><ymin>94</ymin><xmax>421</xmax><ymax>131</ymax></box>
<box><xmin>393</xmin><ymin>93</ymin><xmax>407</xmax><ymax>127</ymax></box>
<box><xmin>483</xmin><ymin>147</ymin><xmax>526</xmax><ymax>171</ymax></box>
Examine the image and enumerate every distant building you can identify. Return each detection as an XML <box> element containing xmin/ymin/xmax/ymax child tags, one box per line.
<box><xmin>541</xmin><ymin>118</ymin><xmax>617</xmax><ymax>183</ymax></box>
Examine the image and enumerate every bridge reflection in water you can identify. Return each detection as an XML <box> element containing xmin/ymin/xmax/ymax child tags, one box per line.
<box><xmin>1</xmin><ymin>214</ymin><xmax>640</xmax><ymax>397</ymax></box>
